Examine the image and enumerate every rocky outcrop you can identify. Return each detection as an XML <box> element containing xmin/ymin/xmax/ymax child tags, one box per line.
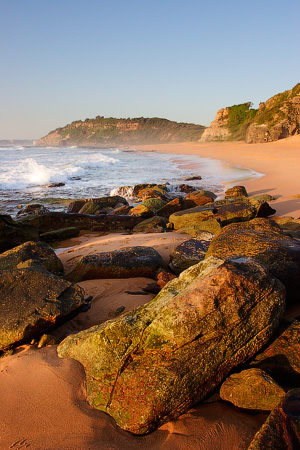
<box><xmin>168</xmin><ymin>234</ymin><xmax>213</xmax><ymax>274</ymax></box>
<box><xmin>58</xmin><ymin>257</ymin><xmax>285</xmax><ymax>434</ymax></box>
<box><xmin>200</xmin><ymin>108</ymin><xmax>231</xmax><ymax>141</ymax></box>
<box><xmin>66</xmin><ymin>246</ymin><xmax>164</xmax><ymax>282</ymax></box>
<box><xmin>35</xmin><ymin>117</ymin><xmax>206</xmax><ymax>147</ymax></box>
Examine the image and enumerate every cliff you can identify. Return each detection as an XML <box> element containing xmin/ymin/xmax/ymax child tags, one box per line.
<box><xmin>201</xmin><ymin>83</ymin><xmax>300</xmax><ymax>143</ymax></box>
<box><xmin>35</xmin><ymin>117</ymin><xmax>206</xmax><ymax>147</ymax></box>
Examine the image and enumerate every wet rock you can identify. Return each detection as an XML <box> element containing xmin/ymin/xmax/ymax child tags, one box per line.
<box><xmin>220</xmin><ymin>368</ymin><xmax>285</xmax><ymax>411</ymax></box>
<box><xmin>206</xmin><ymin>217</ymin><xmax>300</xmax><ymax>303</ymax></box>
<box><xmin>178</xmin><ymin>184</ymin><xmax>197</xmax><ymax>193</ymax></box>
<box><xmin>48</xmin><ymin>182</ymin><xmax>65</xmax><ymax>188</ymax></box>
<box><xmin>66</xmin><ymin>246</ymin><xmax>164</xmax><ymax>282</ymax></box>
<box><xmin>40</xmin><ymin>227</ymin><xmax>80</xmax><ymax>242</ymax></box>
<box><xmin>67</xmin><ymin>200</ymin><xmax>86</xmax><ymax>213</ymax></box>
<box><xmin>58</xmin><ymin>256</ymin><xmax>285</xmax><ymax>434</ymax></box>
<box><xmin>16</xmin><ymin>203</ymin><xmax>50</xmax><ymax>217</ymax></box>
<box><xmin>225</xmin><ymin>186</ymin><xmax>248</xmax><ymax>198</ymax></box>
<box><xmin>132</xmin><ymin>216</ymin><xmax>168</xmax><ymax>233</ymax></box>
<box><xmin>0</xmin><ymin>266</ymin><xmax>85</xmax><ymax>351</ymax></box>
<box><xmin>248</xmin><ymin>389</ymin><xmax>300</xmax><ymax>449</ymax></box>
<box><xmin>169</xmin><ymin>235</ymin><xmax>213</xmax><ymax>274</ymax></box>
<box><xmin>0</xmin><ymin>214</ymin><xmax>39</xmax><ymax>253</ymax></box>
<box><xmin>249</xmin><ymin>319</ymin><xmax>300</xmax><ymax>387</ymax></box>
<box><xmin>184</xmin><ymin>175</ymin><xmax>202</xmax><ymax>181</ymax></box>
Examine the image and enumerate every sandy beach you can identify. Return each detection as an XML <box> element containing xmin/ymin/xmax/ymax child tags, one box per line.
<box><xmin>1</xmin><ymin>137</ymin><xmax>299</xmax><ymax>449</ymax></box>
<box><xmin>135</xmin><ymin>135</ymin><xmax>300</xmax><ymax>218</ymax></box>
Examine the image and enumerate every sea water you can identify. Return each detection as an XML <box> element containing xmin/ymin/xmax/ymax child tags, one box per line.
<box><xmin>0</xmin><ymin>145</ymin><xmax>263</xmax><ymax>216</ymax></box>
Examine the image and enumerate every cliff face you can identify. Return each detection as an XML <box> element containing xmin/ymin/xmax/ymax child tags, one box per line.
<box><xmin>201</xmin><ymin>84</ymin><xmax>300</xmax><ymax>143</ymax></box>
<box><xmin>35</xmin><ymin>117</ymin><xmax>205</xmax><ymax>147</ymax></box>
<box><xmin>246</xmin><ymin>84</ymin><xmax>300</xmax><ymax>143</ymax></box>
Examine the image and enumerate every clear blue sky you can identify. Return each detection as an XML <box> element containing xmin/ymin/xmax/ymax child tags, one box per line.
<box><xmin>0</xmin><ymin>0</ymin><xmax>299</xmax><ymax>139</ymax></box>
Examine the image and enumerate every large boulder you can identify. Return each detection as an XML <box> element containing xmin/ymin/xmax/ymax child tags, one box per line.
<box><xmin>0</xmin><ymin>240</ymin><xmax>64</xmax><ymax>275</ymax></box>
<box><xmin>0</xmin><ymin>214</ymin><xmax>38</xmax><ymax>253</ymax></box>
<box><xmin>249</xmin><ymin>319</ymin><xmax>300</xmax><ymax>387</ymax></box>
<box><xmin>225</xmin><ymin>186</ymin><xmax>248</xmax><ymax>199</ymax></box>
<box><xmin>169</xmin><ymin>233</ymin><xmax>213</xmax><ymax>274</ymax></box>
<box><xmin>169</xmin><ymin>206</ymin><xmax>216</xmax><ymax>229</ymax></box>
<box><xmin>66</xmin><ymin>246</ymin><xmax>164</xmax><ymax>282</ymax></box>
<box><xmin>132</xmin><ymin>216</ymin><xmax>168</xmax><ymax>233</ymax></box>
<box><xmin>0</xmin><ymin>266</ymin><xmax>85</xmax><ymax>351</ymax></box>
<box><xmin>16</xmin><ymin>203</ymin><xmax>50</xmax><ymax>217</ymax></box>
<box><xmin>58</xmin><ymin>256</ymin><xmax>285</xmax><ymax>434</ymax></box>
<box><xmin>248</xmin><ymin>389</ymin><xmax>300</xmax><ymax>449</ymax></box>
<box><xmin>220</xmin><ymin>368</ymin><xmax>285</xmax><ymax>411</ymax></box>
<box><xmin>206</xmin><ymin>218</ymin><xmax>300</xmax><ymax>303</ymax></box>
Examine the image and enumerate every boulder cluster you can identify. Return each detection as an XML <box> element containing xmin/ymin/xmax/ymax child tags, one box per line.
<box><xmin>2</xmin><ymin>182</ymin><xmax>300</xmax><ymax>446</ymax></box>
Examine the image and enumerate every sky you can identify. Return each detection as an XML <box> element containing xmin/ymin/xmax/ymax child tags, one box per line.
<box><xmin>0</xmin><ymin>0</ymin><xmax>299</xmax><ymax>139</ymax></box>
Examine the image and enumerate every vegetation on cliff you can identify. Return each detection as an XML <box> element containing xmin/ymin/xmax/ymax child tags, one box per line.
<box><xmin>36</xmin><ymin>117</ymin><xmax>205</xmax><ymax>147</ymax></box>
<box><xmin>202</xmin><ymin>83</ymin><xmax>300</xmax><ymax>143</ymax></box>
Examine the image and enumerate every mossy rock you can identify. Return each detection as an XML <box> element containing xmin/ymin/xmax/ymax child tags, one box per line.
<box><xmin>0</xmin><ymin>215</ymin><xmax>39</xmax><ymax>253</ymax></box>
<box><xmin>206</xmin><ymin>217</ymin><xmax>300</xmax><ymax>303</ymax></box>
<box><xmin>169</xmin><ymin>206</ymin><xmax>216</xmax><ymax>230</ymax></box>
<box><xmin>132</xmin><ymin>216</ymin><xmax>168</xmax><ymax>233</ymax></box>
<box><xmin>40</xmin><ymin>227</ymin><xmax>80</xmax><ymax>243</ymax></box>
<box><xmin>129</xmin><ymin>204</ymin><xmax>153</xmax><ymax>217</ymax></box>
<box><xmin>0</xmin><ymin>241</ymin><xmax>64</xmax><ymax>275</ymax></box>
<box><xmin>142</xmin><ymin>198</ymin><xmax>167</xmax><ymax>213</ymax></box>
<box><xmin>177</xmin><ymin>219</ymin><xmax>222</xmax><ymax>235</ymax></box>
<box><xmin>58</xmin><ymin>256</ymin><xmax>285</xmax><ymax>434</ymax></box>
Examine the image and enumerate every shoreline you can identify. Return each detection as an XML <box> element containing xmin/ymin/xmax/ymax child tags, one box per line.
<box><xmin>134</xmin><ymin>135</ymin><xmax>300</xmax><ymax>218</ymax></box>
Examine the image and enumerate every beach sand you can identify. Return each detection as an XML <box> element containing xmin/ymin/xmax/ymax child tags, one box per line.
<box><xmin>1</xmin><ymin>137</ymin><xmax>299</xmax><ymax>449</ymax></box>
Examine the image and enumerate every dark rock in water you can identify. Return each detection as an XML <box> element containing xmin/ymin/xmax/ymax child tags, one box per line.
<box><xmin>0</xmin><ymin>266</ymin><xmax>85</xmax><ymax>351</ymax></box>
<box><xmin>206</xmin><ymin>217</ymin><xmax>300</xmax><ymax>304</ymax></box>
<box><xmin>178</xmin><ymin>183</ymin><xmax>197</xmax><ymax>193</ymax></box>
<box><xmin>40</xmin><ymin>227</ymin><xmax>80</xmax><ymax>243</ymax></box>
<box><xmin>249</xmin><ymin>319</ymin><xmax>300</xmax><ymax>387</ymax></box>
<box><xmin>225</xmin><ymin>185</ymin><xmax>248</xmax><ymax>198</ymax></box>
<box><xmin>132</xmin><ymin>216</ymin><xmax>168</xmax><ymax>233</ymax></box>
<box><xmin>78</xmin><ymin>196</ymin><xmax>129</xmax><ymax>214</ymax></box>
<box><xmin>58</xmin><ymin>256</ymin><xmax>285</xmax><ymax>435</ymax></box>
<box><xmin>0</xmin><ymin>214</ymin><xmax>39</xmax><ymax>253</ymax></box>
<box><xmin>184</xmin><ymin>175</ymin><xmax>202</xmax><ymax>181</ymax></box>
<box><xmin>248</xmin><ymin>389</ymin><xmax>300</xmax><ymax>449</ymax></box>
<box><xmin>0</xmin><ymin>240</ymin><xmax>64</xmax><ymax>275</ymax></box>
<box><xmin>48</xmin><ymin>182</ymin><xmax>65</xmax><ymax>188</ymax></box>
<box><xmin>66</xmin><ymin>246</ymin><xmax>164</xmax><ymax>282</ymax></box>
<box><xmin>169</xmin><ymin>235</ymin><xmax>213</xmax><ymax>274</ymax></box>
<box><xmin>17</xmin><ymin>211</ymin><xmax>144</xmax><ymax>233</ymax></box>
<box><xmin>220</xmin><ymin>368</ymin><xmax>285</xmax><ymax>411</ymax></box>
<box><xmin>16</xmin><ymin>203</ymin><xmax>50</xmax><ymax>218</ymax></box>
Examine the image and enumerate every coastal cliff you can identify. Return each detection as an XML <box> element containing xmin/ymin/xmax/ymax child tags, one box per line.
<box><xmin>35</xmin><ymin>117</ymin><xmax>205</xmax><ymax>147</ymax></box>
<box><xmin>201</xmin><ymin>83</ymin><xmax>300</xmax><ymax>143</ymax></box>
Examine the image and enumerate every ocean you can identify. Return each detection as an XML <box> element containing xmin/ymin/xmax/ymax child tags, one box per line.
<box><xmin>0</xmin><ymin>145</ymin><xmax>263</xmax><ymax>216</ymax></box>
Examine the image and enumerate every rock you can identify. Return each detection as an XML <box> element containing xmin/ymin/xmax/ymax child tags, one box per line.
<box><xmin>48</xmin><ymin>182</ymin><xmax>65</xmax><ymax>187</ymax></box>
<box><xmin>132</xmin><ymin>216</ymin><xmax>168</xmax><ymax>233</ymax></box>
<box><xmin>16</xmin><ymin>203</ymin><xmax>50</xmax><ymax>217</ymax></box>
<box><xmin>37</xmin><ymin>334</ymin><xmax>61</xmax><ymax>348</ymax></box>
<box><xmin>142</xmin><ymin>198</ymin><xmax>167</xmax><ymax>213</ymax></box>
<box><xmin>184</xmin><ymin>175</ymin><xmax>202</xmax><ymax>181</ymax></box>
<box><xmin>58</xmin><ymin>256</ymin><xmax>285</xmax><ymax>434</ymax></box>
<box><xmin>137</xmin><ymin>187</ymin><xmax>169</xmax><ymax>202</ymax></box>
<box><xmin>66</xmin><ymin>246</ymin><xmax>164</xmax><ymax>282</ymax></box>
<box><xmin>0</xmin><ymin>266</ymin><xmax>85</xmax><ymax>351</ymax></box>
<box><xmin>169</xmin><ymin>206</ymin><xmax>216</xmax><ymax>230</ymax></box>
<box><xmin>78</xmin><ymin>202</ymin><xmax>102</xmax><ymax>214</ymax></box>
<box><xmin>248</xmin><ymin>197</ymin><xmax>276</xmax><ymax>217</ymax></box>
<box><xmin>0</xmin><ymin>214</ymin><xmax>39</xmax><ymax>253</ymax></box>
<box><xmin>67</xmin><ymin>200</ymin><xmax>86</xmax><ymax>213</ymax></box>
<box><xmin>169</xmin><ymin>236</ymin><xmax>213</xmax><ymax>274</ymax></box>
<box><xmin>17</xmin><ymin>211</ymin><xmax>144</xmax><ymax>233</ymax></box>
<box><xmin>273</xmin><ymin>216</ymin><xmax>300</xmax><ymax>231</ymax></box>
<box><xmin>40</xmin><ymin>227</ymin><xmax>80</xmax><ymax>243</ymax></box>
<box><xmin>156</xmin><ymin>270</ymin><xmax>177</xmax><ymax>289</ymax></box>
<box><xmin>108</xmin><ymin>205</ymin><xmax>133</xmax><ymax>215</ymax></box>
<box><xmin>247</xmin><ymin>389</ymin><xmax>300</xmax><ymax>449</ymax></box>
<box><xmin>129</xmin><ymin>204</ymin><xmax>153</xmax><ymax>217</ymax></box>
<box><xmin>184</xmin><ymin>191</ymin><xmax>216</xmax><ymax>208</ymax></box>
<box><xmin>249</xmin><ymin>319</ymin><xmax>300</xmax><ymax>387</ymax></box>
<box><xmin>206</xmin><ymin>217</ymin><xmax>300</xmax><ymax>303</ymax></box>
<box><xmin>177</xmin><ymin>219</ymin><xmax>222</xmax><ymax>235</ymax></box>
<box><xmin>156</xmin><ymin>197</ymin><xmax>185</xmax><ymax>218</ymax></box>
<box><xmin>220</xmin><ymin>368</ymin><xmax>285</xmax><ymax>411</ymax></box>
<box><xmin>215</xmin><ymin>201</ymin><xmax>257</xmax><ymax>225</ymax></box>
<box><xmin>178</xmin><ymin>184</ymin><xmax>197</xmax><ymax>193</ymax></box>
<box><xmin>225</xmin><ymin>186</ymin><xmax>248</xmax><ymax>198</ymax></box>
<box><xmin>0</xmin><ymin>241</ymin><xmax>63</xmax><ymax>275</ymax></box>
